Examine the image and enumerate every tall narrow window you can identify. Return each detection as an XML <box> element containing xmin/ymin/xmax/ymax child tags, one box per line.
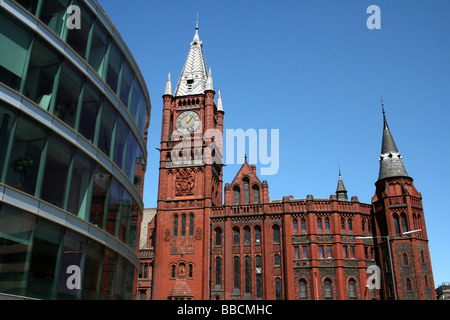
<box><xmin>341</xmin><ymin>218</ymin><xmax>346</xmax><ymax>232</ymax></box>
<box><xmin>319</xmin><ymin>246</ymin><xmax>324</xmax><ymax>259</ymax></box>
<box><xmin>173</xmin><ymin>215</ymin><xmax>178</xmax><ymax>238</ymax></box>
<box><xmin>234</xmin><ymin>186</ymin><xmax>240</xmax><ymax>205</ymax></box>
<box><xmin>294</xmin><ymin>246</ymin><xmax>299</xmax><ymax>259</ymax></box>
<box><xmin>215</xmin><ymin>257</ymin><xmax>222</xmax><ymax>287</ymax></box>
<box><xmin>403</xmin><ymin>253</ymin><xmax>409</xmax><ymax>266</ymax></box>
<box><xmin>301</xmin><ymin>219</ymin><xmax>306</xmax><ymax>232</ymax></box>
<box><xmin>215</xmin><ymin>227</ymin><xmax>222</xmax><ymax>246</ymax></box>
<box><xmin>256</xmin><ymin>256</ymin><xmax>262</xmax><ymax>299</ymax></box>
<box><xmin>293</xmin><ymin>219</ymin><xmax>298</xmax><ymax>233</ymax></box>
<box><xmin>406</xmin><ymin>278</ymin><xmax>412</xmax><ymax>291</ymax></box>
<box><xmin>327</xmin><ymin>246</ymin><xmax>332</xmax><ymax>259</ymax></box>
<box><xmin>299</xmin><ymin>279</ymin><xmax>307</xmax><ymax>300</ymax></box>
<box><xmin>244</xmin><ymin>226</ymin><xmax>250</xmax><ymax>246</ymax></box>
<box><xmin>394</xmin><ymin>214</ymin><xmax>401</xmax><ymax>235</ymax></box>
<box><xmin>189</xmin><ymin>264</ymin><xmax>193</xmax><ymax>278</ymax></box>
<box><xmin>233</xmin><ymin>227</ymin><xmax>240</xmax><ymax>246</ymax></box>
<box><xmin>273</xmin><ymin>224</ymin><xmax>280</xmax><ymax>244</ymax></box>
<box><xmin>189</xmin><ymin>214</ymin><xmax>194</xmax><ymax>236</ymax></box>
<box><xmin>325</xmin><ymin>218</ymin><xmax>330</xmax><ymax>231</ymax></box>
<box><xmin>324</xmin><ymin>279</ymin><xmax>332</xmax><ymax>300</ymax></box>
<box><xmin>255</xmin><ymin>225</ymin><xmax>261</xmax><ymax>244</ymax></box>
<box><xmin>275</xmin><ymin>278</ymin><xmax>282</xmax><ymax>300</ymax></box>
<box><xmin>245</xmin><ymin>256</ymin><xmax>251</xmax><ymax>295</ymax></box>
<box><xmin>349</xmin><ymin>279</ymin><xmax>356</xmax><ymax>300</ymax></box>
<box><xmin>401</xmin><ymin>213</ymin><xmax>408</xmax><ymax>233</ymax></box>
<box><xmin>317</xmin><ymin>218</ymin><xmax>323</xmax><ymax>231</ymax></box>
<box><xmin>181</xmin><ymin>215</ymin><xmax>186</xmax><ymax>237</ymax></box>
<box><xmin>348</xmin><ymin>219</ymin><xmax>353</xmax><ymax>232</ymax></box>
<box><xmin>243</xmin><ymin>178</ymin><xmax>249</xmax><ymax>205</ymax></box>
<box><xmin>274</xmin><ymin>254</ymin><xmax>281</xmax><ymax>267</ymax></box>
<box><xmin>302</xmin><ymin>246</ymin><xmax>308</xmax><ymax>259</ymax></box>
<box><xmin>234</xmin><ymin>257</ymin><xmax>240</xmax><ymax>290</ymax></box>
<box><xmin>253</xmin><ymin>185</ymin><xmax>259</xmax><ymax>204</ymax></box>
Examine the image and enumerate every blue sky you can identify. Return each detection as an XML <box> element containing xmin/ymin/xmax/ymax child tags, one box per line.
<box><xmin>98</xmin><ymin>0</ymin><xmax>450</xmax><ymax>287</ymax></box>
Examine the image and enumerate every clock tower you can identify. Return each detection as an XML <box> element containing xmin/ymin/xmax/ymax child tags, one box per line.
<box><xmin>152</xmin><ymin>25</ymin><xmax>224</xmax><ymax>300</ymax></box>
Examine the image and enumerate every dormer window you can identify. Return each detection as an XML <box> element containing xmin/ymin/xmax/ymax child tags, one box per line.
<box><xmin>187</xmin><ymin>79</ymin><xmax>194</xmax><ymax>90</ymax></box>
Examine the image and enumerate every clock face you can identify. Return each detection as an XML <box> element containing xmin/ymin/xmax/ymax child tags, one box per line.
<box><xmin>176</xmin><ymin>111</ymin><xmax>200</xmax><ymax>133</ymax></box>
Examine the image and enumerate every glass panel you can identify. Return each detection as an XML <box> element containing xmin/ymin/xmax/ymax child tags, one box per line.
<box><xmin>0</xmin><ymin>11</ymin><xmax>33</xmax><ymax>91</ymax></box>
<box><xmin>233</xmin><ymin>227</ymin><xmax>239</xmax><ymax>246</ymax></box>
<box><xmin>99</xmin><ymin>247</ymin><xmax>117</xmax><ymax>300</ymax></box>
<box><xmin>67</xmin><ymin>150</ymin><xmax>95</xmax><ymax>216</ymax></box>
<box><xmin>133</xmin><ymin>146</ymin><xmax>144</xmax><ymax>193</ymax></box>
<box><xmin>118</xmin><ymin>189</ymin><xmax>132</xmax><ymax>243</ymax></box>
<box><xmin>78</xmin><ymin>81</ymin><xmax>101</xmax><ymax>143</ymax></box>
<box><xmin>0</xmin><ymin>204</ymin><xmax>36</xmax><ymax>296</ymax></box>
<box><xmin>273</xmin><ymin>225</ymin><xmax>280</xmax><ymax>243</ymax></box>
<box><xmin>6</xmin><ymin>114</ymin><xmax>47</xmax><ymax>195</ymax></box>
<box><xmin>27</xmin><ymin>217</ymin><xmax>64</xmax><ymax>299</ymax></box>
<box><xmin>53</xmin><ymin>62</ymin><xmax>83</xmax><ymax>128</ymax></box>
<box><xmin>106</xmin><ymin>178</ymin><xmax>123</xmax><ymax>237</ymax></box>
<box><xmin>113</xmin><ymin>116</ymin><xmax>127</xmax><ymax>169</ymax></box>
<box><xmin>137</xmin><ymin>96</ymin><xmax>147</xmax><ymax>134</ymax></box>
<box><xmin>189</xmin><ymin>215</ymin><xmax>194</xmax><ymax>237</ymax></box>
<box><xmin>23</xmin><ymin>38</ymin><xmax>60</xmax><ymax>110</ymax></box>
<box><xmin>233</xmin><ymin>257</ymin><xmax>240</xmax><ymax>289</ymax></box>
<box><xmin>129</xmin><ymin>79</ymin><xmax>141</xmax><ymax>121</ymax></box>
<box><xmin>234</xmin><ymin>187</ymin><xmax>240</xmax><ymax>205</ymax></box>
<box><xmin>253</xmin><ymin>186</ymin><xmax>259</xmax><ymax>204</ymax></box>
<box><xmin>81</xmin><ymin>238</ymin><xmax>104</xmax><ymax>299</ymax></box>
<box><xmin>128</xmin><ymin>199</ymin><xmax>139</xmax><ymax>252</ymax></box>
<box><xmin>66</xmin><ymin>0</ymin><xmax>92</xmax><ymax>59</ymax></box>
<box><xmin>41</xmin><ymin>135</ymin><xmax>73</xmax><ymax>208</ymax></box>
<box><xmin>97</xmin><ymin>101</ymin><xmax>118</xmax><ymax>157</ymax></box>
<box><xmin>215</xmin><ymin>228</ymin><xmax>221</xmax><ymax>246</ymax></box>
<box><xmin>0</xmin><ymin>102</ymin><xmax>18</xmax><ymax>180</ymax></box>
<box><xmin>215</xmin><ymin>257</ymin><xmax>221</xmax><ymax>286</ymax></box>
<box><xmin>57</xmin><ymin>229</ymin><xmax>86</xmax><ymax>299</ymax></box>
<box><xmin>89</xmin><ymin>165</ymin><xmax>111</xmax><ymax>229</ymax></box>
<box><xmin>39</xmin><ymin>0</ymin><xmax>71</xmax><ymax>38</ymax></box>
<box><xmin>88</xmin><ymin>21</ymin><xmax>109</xmax><ymax>77</ymax></box>
<box><xmin>113</xmin><ymin>255</ymin><xmax>125</xmax><ymax>299</ymax></box>
<box><xmin>124</xmin><ymin>131</ymin><xmax>137</xmax><ymax>180</ymax></box>
<box><xmin>119</xmin><ymin>62</ymin><xmax>133</xmax><ymax>107</ymax></box>
<box><xmin>106</xmin><ymin>42</ymin><xmax>123</xmax><ymax>93</ymax></box>
<box><xmin>181</xmin><ymin>215</ymin><xmax>186</xmax><ymax>237</ymax></box>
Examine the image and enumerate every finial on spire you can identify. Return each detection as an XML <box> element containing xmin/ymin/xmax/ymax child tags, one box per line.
<box><xmin>196</xmin><ymin>12</ymin><xmax>199</xmax><ymax>30</ymax></box>
<box><xmin>164</xmin><ymin>71</ymin><xmax>172</xmax><ymax>95</ymax></box>
<box><xmin>381</xmin><ymin>96</ymin><xmax>385</xmax><ymax>117</ymax></box>
<box><xmin>338</xmin><ymin>162</ymin><xmax>341</xmax><ymax>176</ymax></box>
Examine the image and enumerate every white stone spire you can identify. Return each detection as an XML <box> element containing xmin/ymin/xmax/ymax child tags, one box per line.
<box><xmin>174</xmin><ymin>24</ymin><xmax>208</xmax><ymax>97</ymax></box>
<box><xmin>205</xmin><ymin>67</ymin><xmax>214</xmax><ymax>91</ymax></box>
<box><xmin>216</xmin><ymin>89</ymin><xmax>223</xmax><ymax>112</ymax></box>
<box><xmin>164</xmin><ymin>71</ymin><xmax>172</xmax><ymax>95</ymax></box>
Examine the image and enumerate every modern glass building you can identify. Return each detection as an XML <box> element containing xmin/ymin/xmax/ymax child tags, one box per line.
<box><xmin>0</xmin><ymin>0</ymin><xmax>150</xmax><ymax>299</ymax></box>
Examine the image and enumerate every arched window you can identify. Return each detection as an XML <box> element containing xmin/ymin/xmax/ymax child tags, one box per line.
<box><xmin>273</xmin><ymin>224</ymin><xmax>280</xmax><ymax>244</ymax></box>
<box><xmin>215</xmin><ymin>227</ymin><xmax>222</xmax><ymax>246</ymax></box>
<box><xmin>393</xmin><ymin>214</ymin><xmax>401</xmax><ymax>235</ymax></box>
<box><xmin>244</xmin><ymin>226</ymin><xmax>251</xmax><ymax>246</ymax></box>
<box><xmin>406</xmin><ymin>278</ymin><xmax>412</xmax><ymax>291</ymax></box>
<box><xmin>348</xmin><ymin>279</ymin><xmax>356</xmax><ymax>300</ymax></box>
<box><xmin>233</xmin><ymin>227</ymin><xmax>240</xmax><ymax>246</ymax></box>
<box><xmin>171</xmin><ymin>265</ymin><xmax>176</xmax><ymax>278</ymax></box>
<box><xmin>317</xmin><ymin>218</ymin><xmax>323</xmax><ymax>231</ymax></box>
<box><xmin>215</xmin><ymin>257</ymin><xmax>222</xmax><ymax>287</ymax></box>
<box><xmin>253</xmin><ymin>185</ymin><xmax>260</xmax><ymax>204</ymax></box>
<box><xmin>234</xmin><ymin>186</ymin><xmax>240</xmax><ymax>205</ymax></box>
<box><xmin>189</xmin><ymin>214</ymin><xmax>194</xmax><ymax>236</ymax></box>
<box><xmin>348</xmin><ymin>219</ymin><xmax>353</xmax><ymax>232</ymax></box>
<box><xmin>243</xmin><ymin>178</ymin><xmax>249</xmax><ymax>205</ymax></box>
<box><xmin>293</xmin><ymin>219</ymin><xmax>298</xmax><ymax>233</ymax></box>
<box><xmin>324</xmin><ymin>278</ymin><xmax>333</xmax><ymax>300</ymax></box>
<box><xmin>255</xmin><ymin>225</ymin><xmax>261</xmax><ymax>244</ymax></box>
<box><xmin>299</xmin><ymin>279</ymin><xmax>307</xmax><ymax>300</ymax></box>
<box><xmin>403</xmin><ymin>253</ymin><xmax>409</xmax><ymax>266</ymax></box>
<box><xmin>275</xmin><ymin>278</ymin><xmax>282</xmax><ymax>300</ymax></box>
<box><xmin>173</xmin><ymin>215</ymin><xmax>178</xmax><ymax>237</ymax></box>
<box><xmin>181</xmin><ymin>214</ymin><xmax>186</xmax><ymax>237</ymax></box>
<box><xmin>274</xmin><ymin>254</ymin><xmax>281</xmax><ymax>267</ymax></box>
<box><xmin>325</xmin><ymin>218</ymin><xmax>330</xmax><ymax>231</ymax></box>
<box><xmin>233</xmin><ymin>256</ymin><xmax>240</xmax><ymax>290</ymax></box>
<box><xmin>301</xmin><ymin>219</ymin><xmax>306</xmax><ymax>232</ymax></box>
<box><xmin>401</xmin><ymin>213</ymin><xmax>408</xmax><ymax>233</ymax></box>
<box><xmin>341</xmin><ymin>218</ymin><xmax>346</xmax><ymax>232</ymax></box>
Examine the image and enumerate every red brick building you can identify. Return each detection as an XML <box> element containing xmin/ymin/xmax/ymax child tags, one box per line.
<box><xmin>138</xmin><ymin>27</ymin><xmax>435</xmax><ymax>300</ymax></box>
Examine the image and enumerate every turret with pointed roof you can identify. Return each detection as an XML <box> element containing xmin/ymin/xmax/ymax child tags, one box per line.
<box><xmin>336</xmin><ymin>169</ymin><xmax>348</xmax><ymax>201</ymax></box>
<box><xmin>377</xmin><ymin>103</ymin><xmax>409</xmax><ymax>181</ymax></box>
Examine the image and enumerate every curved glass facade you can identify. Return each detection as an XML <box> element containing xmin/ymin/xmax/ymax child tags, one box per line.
<box><xmin>0</xmin><ymin>0</ymin><xmax>150</xmax><ymax>299</ymax></box>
